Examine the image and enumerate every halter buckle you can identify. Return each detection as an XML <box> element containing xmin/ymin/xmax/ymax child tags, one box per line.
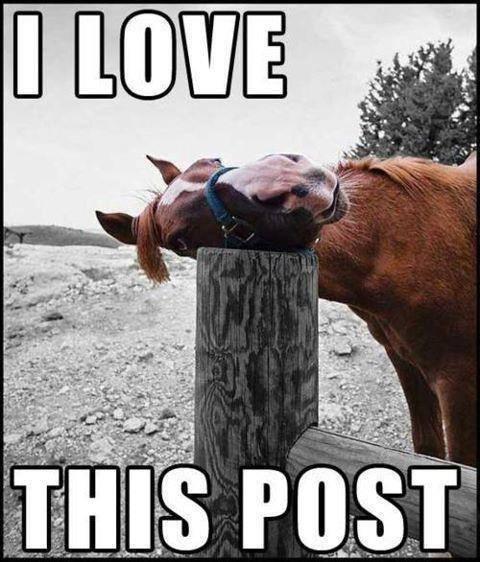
<box><xmin>222</xmin><ymin>218</ymin><xmax>256</xmax><ymax>243</ymax></box>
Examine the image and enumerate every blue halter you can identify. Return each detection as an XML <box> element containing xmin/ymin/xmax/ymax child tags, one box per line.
<box><xmin>204</xmin><ymin>166</ymin><xmax>239</xmax><ymax>230</ymax></box>
<box><xmin>204</xmin><ymin>166</ymin><xmax>266</xmax><ymax>249</ymax></box>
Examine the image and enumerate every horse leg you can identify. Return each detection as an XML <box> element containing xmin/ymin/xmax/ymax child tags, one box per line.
<box><xmin>385</xmin><ymin>349</ymin><xmax>445</xmax><ymax>459</ymax></box>
<box><xmin>349</xmin><ymin>307</ymin><xmax>445</xmax><ymax>458</ymax></box>
<box><xmin>432</xmin><ymin>372</ymin><xmax>476</xmax><ymax>467</ymax></box>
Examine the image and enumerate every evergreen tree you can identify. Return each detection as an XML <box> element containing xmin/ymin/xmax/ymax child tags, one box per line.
<box><xmin>348</xmin><ymin>41</ymin><xmax>477</xmax><ymax>165</ymax></box>
<box><xmin>458</xmin><ymin>47</ymin><xmax>477</xmax><ymax>158</ymax></box>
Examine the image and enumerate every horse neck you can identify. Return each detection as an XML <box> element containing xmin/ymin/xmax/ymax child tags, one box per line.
<box><xmin>314</xmin><ymin>168</ymin><xmax>393</xmax><ymax>307</ymax></box>
<box><xmin>315</xmin><ymin>158</ymin><xmax>476</xmax><ymax>327</ymax></box>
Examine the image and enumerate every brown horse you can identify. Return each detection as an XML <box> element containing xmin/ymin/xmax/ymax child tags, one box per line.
<box><xmin>97</xmin><ymin>152</ymin><xmax>477</xmax><ymax>467</ymax></box>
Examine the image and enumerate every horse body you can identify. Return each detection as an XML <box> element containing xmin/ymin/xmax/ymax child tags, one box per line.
<box><xmin>316</xmin><ymin>157</ymin><xmax>476</xmax><ymax>466</ymax></box>
<box><xmin>96</xmin><ymin>152</ymin><xmax>476</xmax><ymax>467</ymax></box>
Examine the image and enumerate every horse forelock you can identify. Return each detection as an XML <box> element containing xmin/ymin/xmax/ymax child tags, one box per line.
<box><xmin>136</xmin><ymin>201</ymin><xmax>170</xmax><ymax>284</ymax></box>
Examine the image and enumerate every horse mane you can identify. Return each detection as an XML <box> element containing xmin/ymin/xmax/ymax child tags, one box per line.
<box><xmin>136</xmin><ymin>201</ymin><xmax>170</xmax><ymax>283</ymax></box>
<box><xmin>336</xmin><ymin>155</ymin><xmax>476</xmax><ymax>198</ymax></box>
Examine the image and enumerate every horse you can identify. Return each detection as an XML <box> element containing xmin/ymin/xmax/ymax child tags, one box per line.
<box><xmin>96</xmin><ymin>152</ymin><xmax>477</xmax><ymax>467</ymax></box>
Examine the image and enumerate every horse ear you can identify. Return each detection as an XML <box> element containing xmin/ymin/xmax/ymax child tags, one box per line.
<box><xmin>95</xmin><ymin>211</ymin><xmax>136</xmax><ymax>244</ymax></box>
<box><xmin>460</xmin><ymin>151</ymin><xmax>476</xmax><ymax>172</ymax></box>
<box><xmin>146</xmin><ymin>155</ymin><xmax>181</xmax><ymax>184</ymax></box>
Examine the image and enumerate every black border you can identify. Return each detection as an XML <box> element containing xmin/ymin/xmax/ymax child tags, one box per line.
<box><xmin>3</xmin><ymin>3</ymin><xmax>479</xmax><ymax>560</ymax></box>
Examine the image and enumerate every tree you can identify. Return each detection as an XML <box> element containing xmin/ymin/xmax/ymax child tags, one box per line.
<box><xmin>348</xmin><ymin>41</ymin><xmax>477</xmax><ymax>165</ymax></box>
<box><xmin>458</xmin><ymin>47</ymin><xmax>477</xmax><ymax>157</ymax></box>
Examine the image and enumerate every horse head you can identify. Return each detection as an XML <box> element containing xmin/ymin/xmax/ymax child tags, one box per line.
<box><xmin>96</xmin><ymin>154</ymin><xmax>348</xmax><ymax>282</ymax></box>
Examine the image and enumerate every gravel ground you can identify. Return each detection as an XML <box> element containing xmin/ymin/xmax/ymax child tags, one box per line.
<box><xmin>3</xmin><ymin>244</ymin><xmax>422</xmax><ymax>557</ymax></box>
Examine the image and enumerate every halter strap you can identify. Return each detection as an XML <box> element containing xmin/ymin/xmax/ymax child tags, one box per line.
<box><xmin>205</xmin><ymin>166</ymin><xmax>268</xmax><ymax>249</ymax></box>
<box><xmin>204</xmin><ymin>166</ymin><xmax>239</xmax><ymax>229</ymax></box>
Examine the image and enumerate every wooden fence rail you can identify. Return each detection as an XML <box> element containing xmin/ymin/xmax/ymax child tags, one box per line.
<box><xmin>287</xmin><ymin>427</ymin><xmax>476</xmax><ymax>558</ymax></box>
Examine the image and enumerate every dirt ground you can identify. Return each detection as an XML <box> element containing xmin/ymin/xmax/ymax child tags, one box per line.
<box><xmin>3</xmin><ymin>244</ymin><xmax>422</xmax><ymax>558</ymax></box>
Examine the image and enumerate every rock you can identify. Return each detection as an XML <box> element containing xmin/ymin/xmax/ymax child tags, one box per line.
<box><xmin>45</xmin><ymin>440</ymin><xmax>57</xmax><ymax>453</ymax></box>
<box><xmin>331</xmin><ymin>338</ymin><xmax>353</xmax><ymax>356</ymax></box>
<box><xmin>85</xmin><ymin>415</ymin><xmax>97</xmax><ymax>425</ymax></box>
<box><xmin>351</xmin><ymin>422</ymin><xmax>362</xmax><ymax>433</ymax></box>
<box><xmin>144</xmin><ymin>422</ymin><xmax>158</xmax><ymax>435</ymax></box>
<box><xmin>47</xmin><ymin>450</ymin><xmax>66</xmax><ymax>464</ymax></box>
<box><xmin>7</xmin><ymin>328</ymin><xmax>24</xmax><ymax>339</ymax></box>
<box><xmin>159</xmin><ymin>407</ymin><xmax>176</xmax><ymax>420</ymax></box>
<box><xmin>160</xmin><ymin>432</ymin><xmax>171</xmax><ymax>441</ymax></box>
<box><xmin>42</xmin><ymin>311</ymin><xmax>63</xmax><ymax>321</ymax></box>
<box><xmin>58</xmin><ymin>385</ymin><xmax>69</xmax><ymax>395</ymax></box>
<box><xmin>5</xmin><ymin>433</ymin><xmax>23</xmax><ymax>445</ymax></box>
<box><xmin>28</xmin><ymin>420</ymin><xmax>49</xmax><ymax>435</ymax></box>
<box><xmin>112</xmin><ymin>408</ymin><xmax>125</xmax><ymax>420</ymax></box>
<box><xmin>331</xmin><ymin>321</ymin><xmax>350</xmax><ymax>335</ymax></box>
<box><xmin>47</xmin><ymin>426</ymin><xmax>64</xmax><ymax>439</ymax></box>
<box><xmin>138</xmin><ymin>351</ymin><xmax>154</xmax><ymax>362</ymax></box>
<box><xmin>89</xmin><ymin>437</ymin><xmax>114</xmax><ymax>463</ymax></box>
<box><xmin>318</xmin><ymin>403</ymin><xmax>345</xmax><ymax>423</ymax></box>
<box><xmin>123</xmin><ymin>418</ymin><xmax>146</xmax><ymax>433</ymax></box>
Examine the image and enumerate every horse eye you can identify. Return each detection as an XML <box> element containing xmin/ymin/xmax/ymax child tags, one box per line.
<box><xmin>176</xmin><ymin>238</ymin><xmax>188</xmax><ymax>251</ymax></box>
<box><xmin>169</xmin><ymin>233</ymin><xmax>188</xmax><ymax>251</ymax></box>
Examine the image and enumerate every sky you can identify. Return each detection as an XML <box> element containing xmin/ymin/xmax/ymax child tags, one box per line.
<box><xmin>3</xmin><ymin>3</ymin><xmax>477</xmax><ymax>229</ymax></box>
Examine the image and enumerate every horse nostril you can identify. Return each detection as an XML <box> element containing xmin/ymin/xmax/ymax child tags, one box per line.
<box><xmin>292</xmin><ymin>186</ymin><xmax>309</xmax><ymax>198</ymax></box>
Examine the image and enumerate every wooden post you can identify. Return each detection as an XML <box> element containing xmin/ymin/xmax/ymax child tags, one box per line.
<box><xmin>195</xmin><ymin>248</ymin><xmax>318</xmax><ymax>557</ymax></box>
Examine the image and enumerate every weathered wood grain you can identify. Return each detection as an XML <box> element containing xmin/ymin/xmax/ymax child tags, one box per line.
<box><xmin>287</xmin><ymin>427</ymin><xmax>477</xmax><ymax>558</ymax></box>
<box><xmin>195</xmin><ymin>248</ymin><xmax>318</xmax><ymax>557</ymax></box>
